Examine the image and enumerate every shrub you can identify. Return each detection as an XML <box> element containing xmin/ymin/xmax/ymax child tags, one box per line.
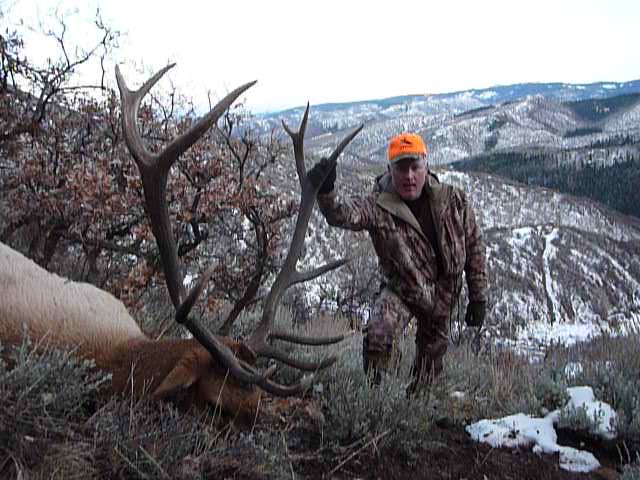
<box><xmin>622</xmin><ymin>453</ymin><xmax>640</xmax><ymax>480</ymax></box>
<box><xmin>317</xmin><ymin>331</ymin><xmax>437</xmax><ymax>465</ymax></box>
<box><xmin>0</xmin><ymin>339</ymin><xmax>289</xmax><ymax>479</ymax></box>
<box><xmin>0</xmin><ymin>340</ymin><xmax>108</xmax><ymax>478</ymax></box>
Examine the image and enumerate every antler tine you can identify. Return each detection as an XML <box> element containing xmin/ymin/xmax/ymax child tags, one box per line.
<box><xmin>258</xmin><ymin>374</ymin><xmax>314</xmax><ymax>396</ymax></box>
<box><xmin>247</xmin><ymin>113</ymin><xmax>362</xmax><ymax>368</ymax></box>
<box><xmin>323</xmin><ymin>124</ymin><xmax>363</xmax><ymax>169</ymax></box>
<box><xmin>258</xmin><ymin>345</ymin><xmax>338</xmax><ymax>371</ymax></box>
<box><xmin>116</xmin><ymin>63</ymin><xmax>255</xmax><ymax>309</ymax></box>
<box><xmin>269</xmin><ymin>331</ymin><xmax>352</xmax><ymax>346</ymax></box>
<box><xmin>281</xmin><ymin>102</ymin><xmax>309</xmax><ymax>185</ymax></box>
<box><xmin>160</xmin><ymin>80</ymin><xmax>257</xmax><ymax>172</ymax></box>
<box><xmin>116</xmin><ymin>64</ymin><xmax>175</xmax><ymax>167</ymax></box>
<box><xmin>285</xmin><ymin>258</ymin><xmax>349</xmax><ymax>290</ymax></box>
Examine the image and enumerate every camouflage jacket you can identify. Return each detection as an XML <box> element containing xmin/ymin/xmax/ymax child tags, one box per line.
<box><xmin>317</xmin><ymin>172</ymin><xmax>487</xmax><ymax>314</ymax></box>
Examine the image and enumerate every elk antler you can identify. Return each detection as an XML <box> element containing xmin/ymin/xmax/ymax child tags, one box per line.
<box><xmin>116</xmin><ymin>65</ymin><xmax>299</xmax><ymax>395</ymax></box>
<box><xmin>247</xmin><ymin>104</ymin><xmax>363</xmax><ymax>371</ymax></box>
<box><xmin>116</xmin><ymin>64</ymin><xmax>255</xmax><ymax>309</ymax></box>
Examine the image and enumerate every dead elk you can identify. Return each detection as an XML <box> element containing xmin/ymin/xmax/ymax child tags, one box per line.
<box><xmin>0</xmin><ymin>64</ymin><xmax>362</xmax><ymax>418</ymax></box>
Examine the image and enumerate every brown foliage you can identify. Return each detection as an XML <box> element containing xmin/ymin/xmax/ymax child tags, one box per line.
<box><xmin>0</xmin><ymin>11</ymin><xmax>295</xmax><ymax>331</ymax></box>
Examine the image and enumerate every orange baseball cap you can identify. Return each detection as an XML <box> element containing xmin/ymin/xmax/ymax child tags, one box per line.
<box><xmin>387</xmin><ymin>133</ymin><xmax>427</xmax><ymax>164</ymax></box>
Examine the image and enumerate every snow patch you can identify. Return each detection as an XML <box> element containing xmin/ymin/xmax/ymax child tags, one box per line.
<box><xmin>508</xmin><ymin>227</ymin><xmax>533</xmax><ymax>249</ymax></box>
<box><xmin>518</xmin><ymin>320</ymin><xmax>603</xmax><ymax>347</ymax></box>
<box><xmin>467</xmin><ymin>386</ymin><xmax>616</xmax><ymax>473</ymax></box>
<box><xmin>542</xmin><ymin>227</ymin><xmax>561</xmax><ymax>322</ymax></box>
<box><xmin>477</xmin><ymin>90</ymin><xmax>497</xmax><ymax>100</ymax></box>
<box><xmin>562</xmin><ymin>386</ymin><xmax>617</xmax><ymax>440</ymax></box>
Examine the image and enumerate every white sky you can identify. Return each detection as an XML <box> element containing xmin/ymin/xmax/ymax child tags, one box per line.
<box><xmin>6</xmin><ymin>0</ymin><xmax>640</xmax><ymax>113</ymax></box>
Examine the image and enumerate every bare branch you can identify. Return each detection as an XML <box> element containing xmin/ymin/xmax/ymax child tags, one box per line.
<box><xmin>288</xmin><ymin>258</ymin><xmax>351</xmax><ymax>288</ymax></box>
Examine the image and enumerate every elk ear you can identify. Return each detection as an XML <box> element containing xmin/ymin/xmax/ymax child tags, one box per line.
<box><xmin>152</xmin><ymin>351</ymin><xmax>206</xmax><ymax>398</ymax></box>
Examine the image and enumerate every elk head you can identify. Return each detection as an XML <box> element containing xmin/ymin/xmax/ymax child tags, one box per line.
<box><xmin>115</xmin><ymin>64</ymin><xmax>362</xmax><ymax>411</ymax></box>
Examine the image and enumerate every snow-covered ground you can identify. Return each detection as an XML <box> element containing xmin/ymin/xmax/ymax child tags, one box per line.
<box><xmin>295</xmin><ymin>168</ymin><xmax>640</xmax><ymax>361</ymax></box>
<box><xmin>467</xmin><ymin>386</ymin><xmax>617</xmax><ymax>473</ymax></box>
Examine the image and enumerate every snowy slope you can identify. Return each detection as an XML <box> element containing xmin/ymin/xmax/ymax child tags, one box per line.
<box><xmin>289</xmin><ymin>168</ymin><xmax>640</xmax><ymax>352</ymax></box>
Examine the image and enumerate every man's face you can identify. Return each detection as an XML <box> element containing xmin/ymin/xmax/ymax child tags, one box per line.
<box><xmin>389</xmin><ymin>156</ymin><xmax>427</xmax><ymax>201</ymax></box>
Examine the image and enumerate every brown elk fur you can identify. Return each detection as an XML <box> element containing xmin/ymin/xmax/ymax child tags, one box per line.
<box><xmin>0</xmin><ymin>241</ymin><xmax>263</xmax><ymax>417</ymax></box>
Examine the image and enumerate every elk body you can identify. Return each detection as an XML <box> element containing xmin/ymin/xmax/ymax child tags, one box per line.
<box><xmin>0</xmin><ymin>65</ymin><xmax>362</xmax><ymax>418</ymax></box>
<box><xmin>0</xmin><ymin>241</ymin><xmax>260</xmax><ymax>413</ymax></box>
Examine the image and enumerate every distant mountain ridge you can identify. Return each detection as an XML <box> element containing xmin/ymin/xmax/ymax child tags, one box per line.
<box><xmin>262</xmin><ymin>79</ymin><xmax>640</xmax><ymax>118</ymax></box>
<box><xmin>253</xmin><ymin>79</ymin><xmax>640</xmax><ymax>168</ymax></box>
<box><xmin>255</xmin><ymin>80</ymin><xmax>640</xmax><ymax>350</ymax></box>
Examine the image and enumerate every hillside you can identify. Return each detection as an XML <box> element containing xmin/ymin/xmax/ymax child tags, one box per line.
<box><xmin>254</xmin><ymin>80</ymin><xmax>640</xmax><ymax>165</ymax></box>
<box><xmin>3</xmin><ymin>12</ymin><xmax>639</xmax><ymax>477</ymax></box>
<box><xmin>252</xmin><ymin>80</ymin><xmax>640</xmax><ymax>222</ymax></box>
<box><xmin>453</xmin><ymin>92</ymin><xmax>640</xmax><ymax>217</ymax></box>
<box><xmin>280</xmin><ymin>164</ymin><xmax>640</xmax><ymax>355</ymax></box>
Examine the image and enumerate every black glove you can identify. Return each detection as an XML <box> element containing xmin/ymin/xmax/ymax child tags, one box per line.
<box><xmin>465</xmin><ymin>301</ymin><xmax>486</xmax><ymax>328</ymax></box>
<box><xmin>307</xmin><ymin>157</ymin><xmax>336</xmax><ymax>194</ymax></box>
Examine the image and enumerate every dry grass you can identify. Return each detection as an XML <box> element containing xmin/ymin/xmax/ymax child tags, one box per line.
<box><xmin>1</xmin><ymin>310</ymin><xmax>639</xmax><ymax>478</ymax></box>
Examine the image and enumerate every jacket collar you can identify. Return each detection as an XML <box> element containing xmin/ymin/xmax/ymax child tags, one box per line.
<box><xmin>374</xmin><ymin>171</ymin><xmax>441</xmax><ymax>239</ymax></box>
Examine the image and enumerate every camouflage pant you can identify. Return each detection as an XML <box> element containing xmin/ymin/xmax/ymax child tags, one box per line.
<box><xmin>364</xmin><ymin>280</ymin><xmax>457</xmax><ymax>383</ymax></box>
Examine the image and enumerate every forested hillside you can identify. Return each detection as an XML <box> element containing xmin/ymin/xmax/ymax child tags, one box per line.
<box><xmin>454</xmin><ymin>92</ymin><xmax>640</xmax><ymax>218</ymax></box>
<box><xmin>455</xmin><ymin>146</ymin><xmax>640</xmax><ymax>218</ymax></box>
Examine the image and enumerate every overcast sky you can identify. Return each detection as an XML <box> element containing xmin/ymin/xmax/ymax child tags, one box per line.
<box><xmin>7</xmin><ymin>0</ymin><xmax>640</xmax><ymax>113</ymax></box>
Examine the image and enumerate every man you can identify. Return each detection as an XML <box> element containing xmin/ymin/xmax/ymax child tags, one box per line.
<box><xmin>311</xmin><ymin>133</ymin><xmax>487</xmax><ymax>393</ymax></box>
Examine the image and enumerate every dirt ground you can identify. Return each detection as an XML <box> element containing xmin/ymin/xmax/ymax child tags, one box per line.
<box><xmin>295</xmin><ymin>425</ymin><xmax>627</xmax><ymax>480</ymax></box>
<box><xmin>206</xmin><ymin>423</ymin><xmax>632</xmax><ymax>480</ymax></box>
